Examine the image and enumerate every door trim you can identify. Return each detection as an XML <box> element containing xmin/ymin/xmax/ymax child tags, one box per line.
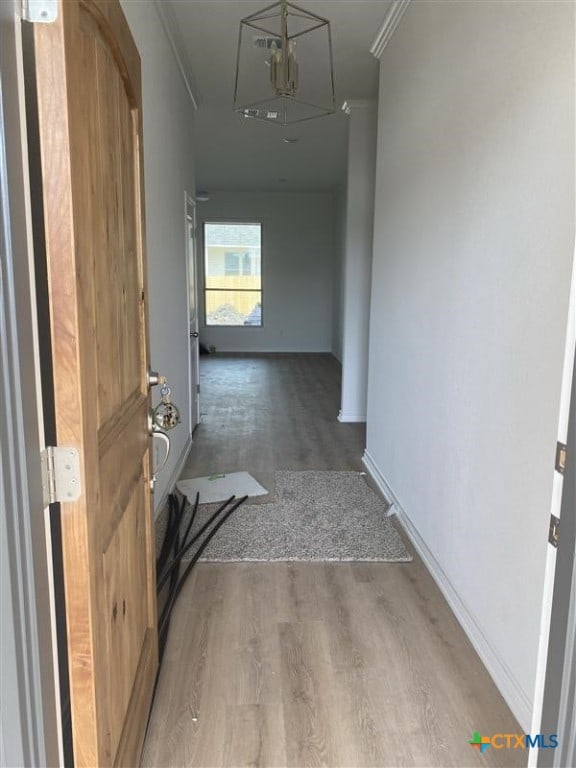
<box><xmin>186</xmin><ymin>191</ymin><xmax>200</xmax><ymax>436</ymax></box>
<box><xmin>529</xmin><ymin>236</ymin><xmax>576</xmax><ymax>763</ymax></box>
<box><xmin>0</xmin><ymin>1</ymin><xmax>61</xmax><ymax>764</ymax></box>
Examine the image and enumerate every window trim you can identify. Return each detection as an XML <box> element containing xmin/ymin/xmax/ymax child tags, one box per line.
<box><xmin>202</xmin><ymin>221</ymin><xmax>264</xmax><ymax>328</ymax></box>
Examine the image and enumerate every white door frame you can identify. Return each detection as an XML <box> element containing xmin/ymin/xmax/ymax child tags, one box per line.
<box><xmin>0</xmin><ymin>2</ymin><xmax>62</xmax><ymax>764</ymax></box>
<box><xmin>529</xmin><ymin>237</ymin><xmax>576</xmax><ymax>765</ymax></box>
<box><xmin>185</xmin><ymin>192</ymin><xmax>200</xmax><ymax>435</ymax></box>
<box><xmin>541</xmin><ymin>356</ymin><xmax>576</xmax><ymax>767</ymax></box>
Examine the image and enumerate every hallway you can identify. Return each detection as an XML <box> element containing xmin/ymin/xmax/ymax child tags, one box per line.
<box><xmin>142</xmin><ymin>354</ymin><xmax>524</xmax><ymax>767</ymax></box>
<box><xmin>181</xmin><ymin>353</ymin><xmax>366</xmax><ymax>493</ymax></box>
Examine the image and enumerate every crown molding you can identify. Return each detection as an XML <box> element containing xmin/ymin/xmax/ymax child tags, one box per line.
<box><xmin>154</xmin><ymin>0</ymin><xmax>199</xmax><ymax>110</ymax></box>
<box><xmin>341</xmin><ymin>99</ymin><xmax>376</xmax><ymax>115</ymax></box>
<box><xmin>370</xmin><ymin>0</ymin><xmax>411</xmax><ymax>59</ymax></box>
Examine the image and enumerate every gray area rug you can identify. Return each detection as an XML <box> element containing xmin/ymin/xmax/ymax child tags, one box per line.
<box><xmin>180</xmin><ymin>470</ymin><xmax>412</xmax><ymax>562</ymax></box>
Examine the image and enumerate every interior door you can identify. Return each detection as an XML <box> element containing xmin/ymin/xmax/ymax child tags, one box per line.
<box><xmin>31</xmin><ymin>2</ymin><xmax>157</xmax><ymax>765</ymax></box>
<box><xmin>187</xmin><ymin>194</ymin><xmax>200</xmax><ymax>433</ymax></box>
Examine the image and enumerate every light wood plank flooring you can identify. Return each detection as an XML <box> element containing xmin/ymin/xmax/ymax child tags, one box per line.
<box><xmin>181</xmin><ymin>353</ymin><xmax>366</xmax><ymax>492</ymax></box>
<box><xmin>142</xmin><ymin>354</ymin><xmax>525</xmax><ymax>768</ymax></box>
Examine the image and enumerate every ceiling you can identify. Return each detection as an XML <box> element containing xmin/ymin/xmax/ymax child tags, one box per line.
<box><xmin>168</xmin><ymin>1</ymin><xmax>392</xmax><ymax>193</ymax></box>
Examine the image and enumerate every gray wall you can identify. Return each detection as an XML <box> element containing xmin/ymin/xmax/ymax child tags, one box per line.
<box><xmin>331</xmin><ymin>185</ymin><xmax>346</xmax><ymax>363</ymax></box>
<box><xmin>121</xmin><ymin>1</ymin><xmax>197</xmax><ymax>513</ymax></box>
<box><xmin>365</xmin><ymin>0</ymin><xmax>575</xmax><ymax>729</ymax></box>
<box><xmin>339</xmin><ymin>103</ymin><xmax>377</xmax><ymax>421</ymax></box>
<box><xmin>198</xmin><ymin>191</ymin><xmax>337</xmax><ymax>353</ymax></box>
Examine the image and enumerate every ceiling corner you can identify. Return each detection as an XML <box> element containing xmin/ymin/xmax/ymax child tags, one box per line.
<box><xmin>370</xmin><ymin>0</ymin><xmax>411</xmax><ymax>60</ymax></box>
<box><xmin>154</xmin><ymin>0</ymin><xmax>200</xmax><ymax>110</ymax></box>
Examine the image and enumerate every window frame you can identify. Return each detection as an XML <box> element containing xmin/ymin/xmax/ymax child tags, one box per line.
<box><xmin>202</xmin><ymin>220</ymin><xmax>264</xmax><ymax>328</ymax></box>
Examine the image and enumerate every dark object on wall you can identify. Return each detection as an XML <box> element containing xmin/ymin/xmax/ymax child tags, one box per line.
<box><xmin>199</xmin><ymin>342</ymin><xmax>210</xmax><ymax>355</ymax></box>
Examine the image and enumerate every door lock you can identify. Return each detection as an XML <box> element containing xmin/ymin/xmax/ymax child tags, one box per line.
<box><xmin>147</xmin><ymin>369</ymin><xmax>160</xmax><ymax>389</ymax></box>
<box><xmin>148</xmin><ymin>411</ymin><xmax>171</xmax><ymax>491</ymax></box>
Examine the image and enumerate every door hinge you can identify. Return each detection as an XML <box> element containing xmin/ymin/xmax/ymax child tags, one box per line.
<box><xmin>549</xmin><ymin>514</ymin><xmax>560</xmax><ymax>548</ymax></box>
<box><xmin>555</xmin><ymin>441</ymin><xmax>567</xmax><ymax>475</ymax></box>
<box><xmin>41</xmin><ymin>447</ymin><xmax>81</xmax><ymax>506</ymax></box>
<box><xmin>21</xmin><ymin>0</ymin><xmax>57</xmax><ymax>23</ymax></box>
<box><xmin>197</xmin><ymin>384</ymin><xmax>201</xmax><ymax>394</ymax></box>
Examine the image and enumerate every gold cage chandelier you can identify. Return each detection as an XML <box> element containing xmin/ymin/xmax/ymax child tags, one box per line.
<box><xmin>233</xmin><ymin>0</ymin><xmax>336</xmax><ymax>125</ymax></box>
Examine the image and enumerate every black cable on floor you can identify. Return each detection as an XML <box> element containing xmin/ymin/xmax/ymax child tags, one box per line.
<box><xmin>157</xmin><ymin>495</ymin><xmax>248</xmax><ymax>640</ymax></box>
<box><xmin>156</xmin><ymin>495</ymin><xmax>236</xmax><ymax>592</ymax></box>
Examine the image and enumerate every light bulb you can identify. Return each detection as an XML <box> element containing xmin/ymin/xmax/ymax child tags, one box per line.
<box><xmin>287</xmin><ymin>40</ymin><xmax>298</xmax><ymax>95</ymax></box>
<box><xmin>269</xmin><ymin>41</ymin><xmax>282</xmax><ymax>92</ymax></box>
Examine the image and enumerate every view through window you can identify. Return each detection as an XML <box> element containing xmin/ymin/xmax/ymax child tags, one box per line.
<box><xmin>204</xmin><ymin>222</ymin><xmax>262</xmax><ymax>326</ymax></box>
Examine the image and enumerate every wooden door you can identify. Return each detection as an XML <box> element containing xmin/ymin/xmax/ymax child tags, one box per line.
<box><xmin>186</xmin><ymin>194</ymin><xmax>200</xmax><ymax>433</ymax></box>
<box><xmin>31</xmin><ymin>1</ymin><xmax>157</xmax><ymax>765</ymax></box>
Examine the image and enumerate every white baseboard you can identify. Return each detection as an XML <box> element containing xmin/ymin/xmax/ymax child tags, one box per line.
<box><xmin>362</xmin><ymin>450</ymin><xmax>403</xmax><ymax>515</ymax></box>
<box><xmin>338</xmin><ymin>409</ymin><xmax>367</xmax><ymax>423</ymax></box>
<box><xmin>362</xmin><ymin>448</ymin><xmax>533</xmax><ymax>731</ymax></box>
<box><xmin>154</xmin><ymin>433</ymin><xmax>193</xmax><ymax>520</ymax></box>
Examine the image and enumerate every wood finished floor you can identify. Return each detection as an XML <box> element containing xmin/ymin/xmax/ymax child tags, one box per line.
<box><xmin>142</xmin><ymin>354</ymin><xmax>524</xmax><ymax>768</ymax></box>
<box><xmin>181</xmin><ymin>353</ymin><xmax>366</xmax><ymax>494</ymax></box>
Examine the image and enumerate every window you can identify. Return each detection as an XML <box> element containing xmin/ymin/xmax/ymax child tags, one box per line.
<box><xmin>204</xmin><ymin>223</ymin><xmax>262</xmax><ymax>326</ymax></box>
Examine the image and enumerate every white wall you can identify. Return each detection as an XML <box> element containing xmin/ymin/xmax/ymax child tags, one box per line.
<box><xmin>331</xmin><ymin>185</ymin><xmax>346</xmax><ymax>363</ymax></box>
<box><xmin>198</xmin><ymin>191</ymin><xmax>337</xmax><ymax>352</ymax></box>
<box><xmin>365</xmin><ymin>0</ymin><xmax>574</xmax><ymax>729</ymax></box>
<box><xmin>339</xmin><ymin>103</ymin><xmax>377</xmax><ymax>421</ymax></box>
<box><xmin>121</xmin><ymin>1</ymin><xmax>196</xmax><ymax>514</ymax></box>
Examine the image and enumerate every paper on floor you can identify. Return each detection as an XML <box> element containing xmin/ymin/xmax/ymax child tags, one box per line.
<box><xmin>176</xmin><ymin>471</ymin><xmax>268</xmax><ymax>504</ymax></box>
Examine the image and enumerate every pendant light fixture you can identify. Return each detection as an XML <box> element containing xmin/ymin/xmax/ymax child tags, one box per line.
<box><xmin>233</xmin><ymin>0</ymin><xmax>336</xmax><ymax>125</ymax></box>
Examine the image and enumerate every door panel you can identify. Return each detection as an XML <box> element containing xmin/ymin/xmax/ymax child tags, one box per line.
<box><xmin>102</xmin><ymin>481</ymin><xmax>149</xmax><ymax>759</ymax></box>
<box><xmin>32</xmin><ymin>1</ymin><xmax>157</xmax><ymax>765</ymax></box>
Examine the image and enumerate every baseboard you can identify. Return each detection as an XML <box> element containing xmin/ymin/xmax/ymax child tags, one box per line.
<box><xmin>206</xmin><ymin>350</ymin><xmax>334</xmax><ymax>357</ymax></box>
<box><xmin>362</xmin><ymin>450</ymin><xmax>403</xmax><ymax>515</ymax></box>
<box><xmin>362</xmin><ymin>448</ymin><xmax>533</xmax><ymax>731</ymax></box>
<box><xmin>154</xmin><ymin>433</ymin><xmax>193</xmax><ymax>520</ymax></box>
<box><xmin>338</xmin><ymin>409</ymin><xmax>366</xmax><ymax>423</ymax></box>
